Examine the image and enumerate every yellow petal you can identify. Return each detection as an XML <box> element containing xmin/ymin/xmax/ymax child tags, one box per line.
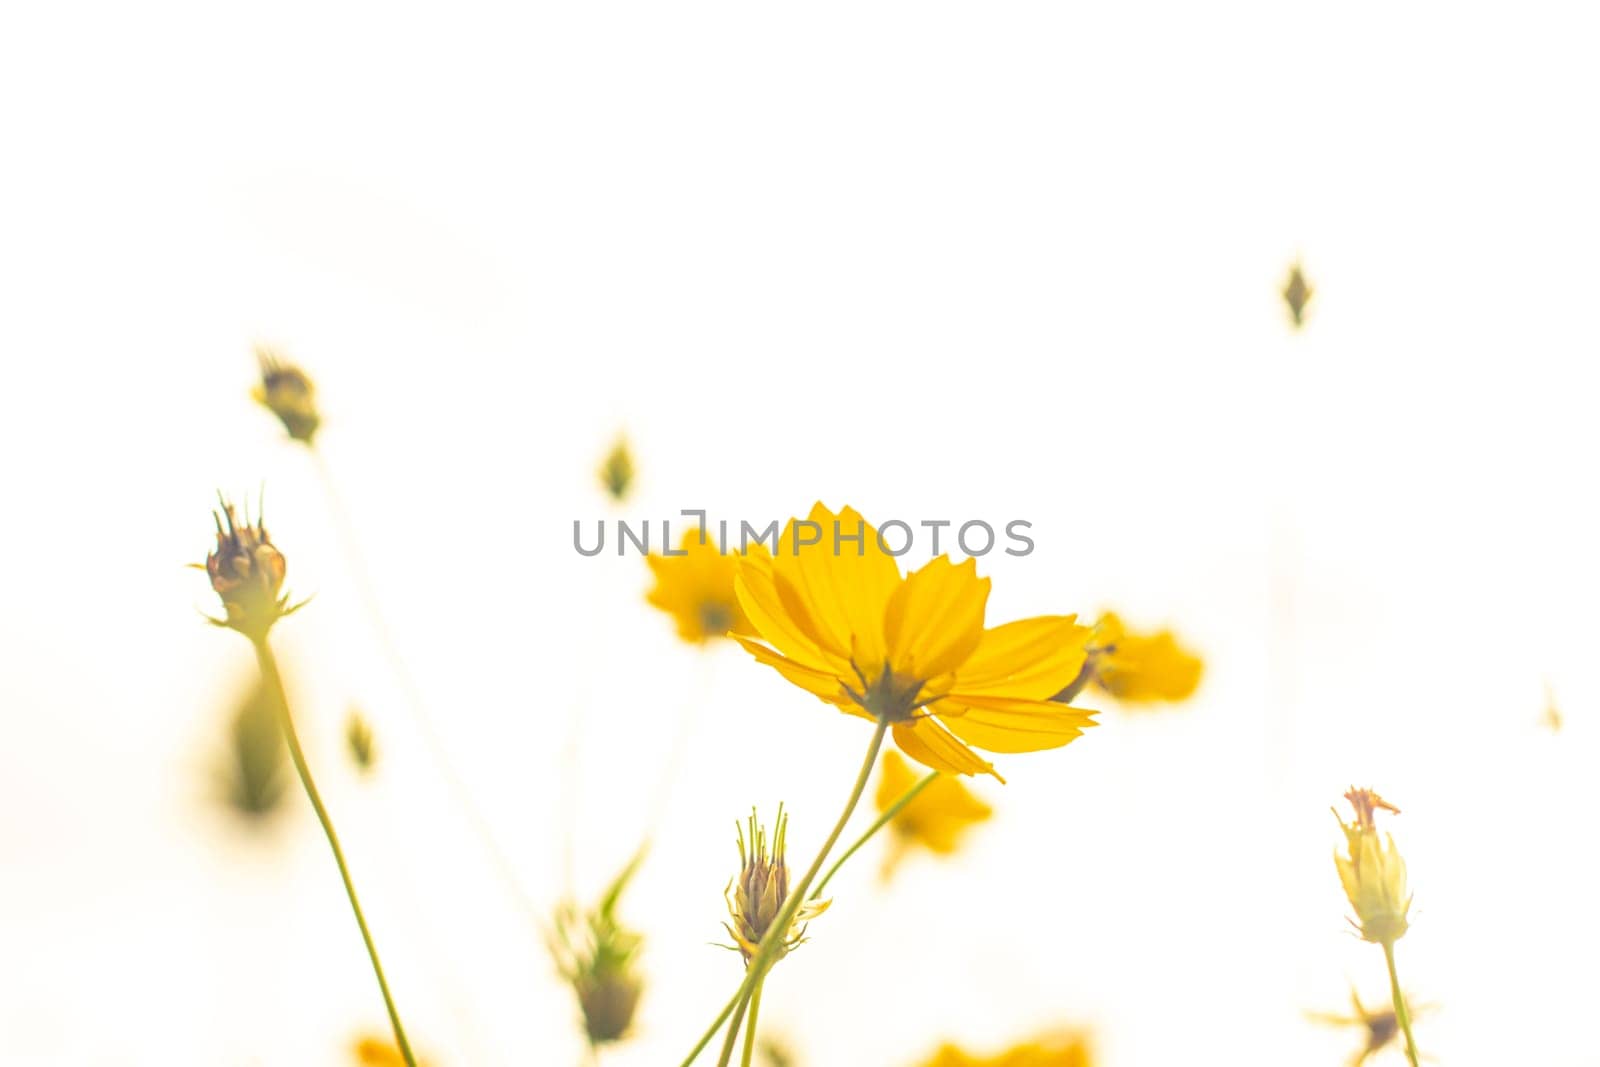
<box><xmin>771</xmin><ymin>503</ymin><xmax>901</xmax><ymax>673</ymax></box>
<box><xmin>935</xmin><ymin>694</ymin><xmax>1097</xmax><ymax>754</ymax></box>
<box><xmin>731</xmin><ymin>635</ymin><xmax>850</xmax><ymax>705</ymax></box>
<box><xmin>734</xmin><ymin>550</ymin><xmax>844</xmax><ymax>673</ymax></box>
<box><xmin>892</xmin><ymin>717</ymin><xmax>1001</xmax><ymax>781</ymax></box>
<box><xmin>884</xmin><ymin>556</ymin><xmax>990</xmax><ymax>680</ymax></box>
<box><xmin>951</xmin><ymin>615</ymin><xmax>1092</xmax><ymax>699</ymax></box>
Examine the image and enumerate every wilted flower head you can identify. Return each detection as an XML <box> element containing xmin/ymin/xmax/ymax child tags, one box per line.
<box><xmin>1308</xmin><ymin>987</ymin><xmax>1423</xmax><ymax>1067</ymax></box>
<box><xmin>346</xmin><ymin>710</ymin><xmax>377</xmax><ymax>773</ymax></box>
<box><xmin>1054</xmin><ymin>612</ymin><xmax>1202</xmax><ymax>706</ymax></box>
<box><xmin>645</xmin><ymin>527</ymin><xmax>758</xmax><ymax>645</ymax></box>
<box><xmin>921</xmin><ymin>1031</ymin><xmax>1094</xmax><ymax>1067</ymax></box>
<box><xmin>213</xmin><ymin>676</ymin><xmax>288</xmax><ymax>820</ymax></box>
<box><xmin>253</xmin><ymin>346</ymin><xmax>322</xmax><ymax>444</ymax></box>
<box><xmin>549</xmin><ymin>852</ymin><xmax>646</xmax><ymax>1047</ymax></box>
<box><xmin>876</xmin><ymin>750</ymin><xmax>992</xmax><ymax>881</ymax></box>
<box><xmin>723</xmin><ymin>806</ymin><xmax>829</xmax><ymax>966</ymax></box>
<box><xmin>598</xmin><ymin>436</ymin><xmax>634</xmax><ymax>502</ymax></box>
<box><xmin>1334</xmin><ymin>788</ymin><xmax>1411</xmax><ymax>945</ymax></box>
<box><xmin>202</xmin><ymin>494</ymin><xmax>300</xmax><ymax>641</ymax></box>
<box><xmin>1283</xmin><ymin>262</ymin><xmax>1314</xmax><ymax>328</ymax></box>
<box><xmin>732</xmin><ymin>503</ymin><xmax>1097</xmax><ymax>780</ymax></box>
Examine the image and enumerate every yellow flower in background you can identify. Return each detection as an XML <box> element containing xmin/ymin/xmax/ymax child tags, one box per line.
<box><xmin>920</xmin><ymin>1031</ymin><xmax>1094</xmax><ymax>1067</ymax></box>
<box><xmin>253</xmin><ymin>346</ymin><xmax>322</xmax><ymax>445</ymax></box>
<box><xmin>1308</xmin><ymin>987</ymin><xmax>1423</xmax><ymax>1067</ymax></box>
<box><xmin>1334</xmin><ymin>788</ymin><xmax>1410</xmax><ymax>945</ymax></box>
<box><xmin>723</xmin><ymin>806</ymin><xmax>830</xmax><ymax>966</ymax></box>
<box><xmin>1082</xmin><ymin>612</ymin><xmax>1203</xmax><ymax>705</ymax></box>
<box><xmin>351</xmin><ymin>1034</ymin><xmax>433</xmax><ymax>1067</ymax></box>
<box><xmin>876</xmin><ymin>750</ymin><xmax>992</xmax><ymax>880</ymax></box>
<box><xmin>732</xmin><ymin>503</ymin><xmax>1097</xmax><ymax>781</ymax></box>
<box><xmin>598</xmin><ymin>435</ymin><xmax>635</xmax><ymax>501</ymax></box>
<box><xmin>646</xmin><ymin>528</ymin><xmax>759</xmax><ymax>645</ymax></box>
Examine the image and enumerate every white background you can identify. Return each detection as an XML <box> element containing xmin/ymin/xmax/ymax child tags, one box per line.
<box><xmin>3</xmin><ymin>2</ymin><xmax>1599</xmax><ymax>1064</ymax></box>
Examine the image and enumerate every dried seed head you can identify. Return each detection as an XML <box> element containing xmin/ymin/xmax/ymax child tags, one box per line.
<box><xmin>203</xmin><ymin>494</ymin><xmax>298</xmax><ymax>641</ymax></box>
<box><xmin>723</xmin><ymin>806</ymin><xmax>830</xmax><ymax>967</ymax></box>
<box><xmin>1334</xmin><ymin>787</ymin><xmax>1411</xmax><ymax>945</ymax></box>
<box><xmin>253</xmin><ymin>346</ymin><xmax>322</xmax><ymax>444</ymax></box>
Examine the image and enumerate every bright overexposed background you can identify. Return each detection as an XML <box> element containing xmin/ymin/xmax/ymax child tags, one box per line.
<box><xmin>3</xmin><ymin>3</ymin><xmax>1599</xmax><ymax>1064</ymax></box>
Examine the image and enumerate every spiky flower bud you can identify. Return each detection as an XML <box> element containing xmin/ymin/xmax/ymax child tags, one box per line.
<box><xmin>253</xmin><ymin>346</ymin><xmax>322</xmax><ymax>444</ymax></box>
<box><xmin>203</xmin><ymin>495</ymin><xmax>299</xmax><ymax>641</ymax></box>
<box><xmin>723</xmin><ymin>806</ymin><xmax>829</xmax><ymax>967</ymax></box>
<box><xmin>346</xmin><ymin>711</ymin><xmax>377</xmax><ymax>773</ymax></box>
<box><xmin>1334</xmin><ymin>787</ymin><xmax>1411</xmax><ymax>945</ymax></box>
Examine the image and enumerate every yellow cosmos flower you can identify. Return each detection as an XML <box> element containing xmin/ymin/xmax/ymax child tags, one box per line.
<box><xmin>920</xmin><ymin>1031</ymin><xmax>1093</xmax><ymax>1067</ymax></box>
<box><xmin>351</xmin><ymin>1035</ymin><xmax>433</xmax><ymax>1067</ymax></box>
<box><xmin>876</xmin><ymin>750</ymin><xmax>992</xmax><ymax>880</ymax></box>
<box><xmin>645</xmin><ymin>528</ymin><xmax>758</xmax><ymax>645</ymax></box>
<box><xmin>731</xmin><ymin>504</ymin><xmax>1097</xmax><ymax>781</ymax></box>
<box><xmin>1334</xmin><ymin>788</ymin><xmax>1411</xmax><ymax>945</ymax></box>
<box><xmin>1083</xmin><ymin>612</ymin><xmax>1203</xmax><ymax>705</ymax></box>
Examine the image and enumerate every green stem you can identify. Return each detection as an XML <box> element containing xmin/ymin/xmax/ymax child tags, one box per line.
<box><xmin>707</xmin><ymin>718</ymin><xmax>891</xmax><ymax>1067</ymax></box>
<box><xmin>739</xmin><ymin>977</ymin><xmax>766</xmax><ymax>1067</ymax></box>
<box><xmin>1382</xmin><ymin>940</ymin><xmax>1421</xmax><ymax>1067</ymax></box>
<box><xmin>254</xmin><ymin>638</ymin><xmax>417</xmax><ymax>1067</ymax></box>
<box><xmin>810</xmin><ymin>771</ymin><xmax>937</xmax><ymax>901</ymax></box>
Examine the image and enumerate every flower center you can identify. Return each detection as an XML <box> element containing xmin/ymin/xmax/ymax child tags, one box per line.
<box><xmin>845</xmin><ymin>661</ymin><xmax>930</xmax><ymax>722</ymax></box>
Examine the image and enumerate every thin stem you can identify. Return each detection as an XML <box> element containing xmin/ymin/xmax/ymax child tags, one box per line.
<box><xmin>254</xmin><ymin>637</ymin><xmax>417</xmax><ymax>1067</ymax></box>
<box><xmin>311</xmin><ymin>447</ymin><xmax>539</xmax><ymax>925</ymax></box>
<box><xmin>739</xmin><ymin>977</ymin><xmax>766</xmax><ymax>1067</ymax></box>
<box><xmin>811</xmin><ymin>771</ymin><xmax>937</xmax><ymax>901</ymax></box>
<box><xmin>1382</xmin><ymin>940</ymin><xmax>1421</xmax><ymax>1067</ymax></box>
<box><xmin>706</xmin><ymin>718</ymin><xmax>891</xmax><ymax>1067</ymax></box>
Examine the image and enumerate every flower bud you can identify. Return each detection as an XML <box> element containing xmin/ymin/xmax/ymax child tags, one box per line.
<box><xmin>598</xmin><ymin>436</ymin><xmax>634</xmax><ymax>502</ymax></box>
<box><xmin>723</xmin><ymin>806</ymin><xmax>829</xmax><ymax>967</ymax></box>
<box><xmin>203</xmin><ymin>495</ymin><xmax>297</xmax><ymax>641</ymax></box>
<box><xmin>1334</xmin><ymin>787</ymin><xmax>1411</xmax><ymax>945</ymax></box>
<box><xmin>253</xmin><ymin>346</ymin><xmax>322</xmax><ymax>444</ymax></box>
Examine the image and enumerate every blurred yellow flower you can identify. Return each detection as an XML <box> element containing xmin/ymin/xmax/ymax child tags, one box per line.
<box><xmin>1083</xmin><ymin>612</ymin><xmax>1202</xmax><ymax>705</ymax></box>
<box><xmin>351</xmin><ymin>1034</ymin><xmax>432</xmax><ymax>1067</ymax></box>
<box><xmin>920</xmin><ymin>1031</ymin><xmax>1093</xmax><ymax>1067</ymax></box>
<box><xmin>646</xmin><ymin>528</ymin><xmax>758</xmax><ymax>645</ymax></box>
<box><xmin>732</xmin><ymin>503</ymin><xmax>1097</xmax><ymax>780</ymax></box>
<box><xmin>876</xmin><ymin>750</ymin><xmax>992</xmax><ymax>880</ymax></box>
<box><xmin>1308</xmin><ymin>987</ymin><xmax>1421</xmax><ymax>1066</ymax></box>
<box><xmin>1334</xmin><ymin>788</ymin><xmax>1410</xmax><ymax>945</ymax></box>
<box><xmin>724</xmin><ymin>806</ymin><xmax>830</xmax><ymax>966</ymax></box>
<box><xmin>598</xmin><ymin>435</ymin><xmax>635</xmax><ymax>501</ymax></box>
<box><xmin>253</xmin><ymin>345</ymin><xmax>322</xmax><ymax>444</ymax></box>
